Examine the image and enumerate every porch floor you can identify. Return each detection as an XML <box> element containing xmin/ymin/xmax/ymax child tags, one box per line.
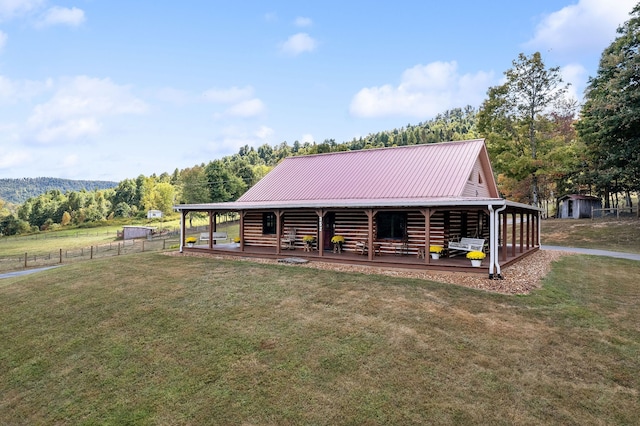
<box><xmin>184</xmin><ymin>243</ymin><xmax>538</xmax><ymax>275</ymax></box>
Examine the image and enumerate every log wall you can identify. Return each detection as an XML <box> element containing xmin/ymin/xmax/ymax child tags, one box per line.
<box><xmin>242</xmin><ymin>209</ymin><xmax>489</xmax><ymax>255</ymax></box>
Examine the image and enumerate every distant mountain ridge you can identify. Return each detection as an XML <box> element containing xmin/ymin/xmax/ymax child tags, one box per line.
<box><xmin>0</xmin><ymin>177</ymin><xmax>118</xmax><ymax>204</ymax></box>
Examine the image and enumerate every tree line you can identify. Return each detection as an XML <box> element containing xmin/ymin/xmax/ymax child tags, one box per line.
<box><xmin>2</xmin><ymin>3</ymin><xmax>640</xmax><ymax>235</ymax></box>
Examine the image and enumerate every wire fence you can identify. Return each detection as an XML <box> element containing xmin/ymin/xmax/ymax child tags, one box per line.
<box><xmin>592</xmin><ymin>207</ymin><xmax>639</xmax><ymax>220</ymax></box>
<box><xmin>0</xmin><ymin>235</ymin><xmax>182</xmax><ymax>274</ymax></box>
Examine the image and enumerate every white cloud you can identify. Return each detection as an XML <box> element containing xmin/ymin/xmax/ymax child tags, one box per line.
<box><xmin>350</xmin><ymin>61</ymin><xmax>493</xmax><ymax>118</ymax></box>
<box><xmin>0</xmin><ymin>75</ymin><xmax>52</xmax><ymax>103</ymax></box>
<box><xmin>0</xmin><ymin>0</ymin><xmax>44</xmax><ymax>20</ymax></box>
<box><xmin>226</xmin><ymin>98</ymin><xmax>265</xmax><ymax>118</ymax></box>
<box><xmin>560</xmin><ymin>63</ymin><xmax>588</xmax><ymax>101</ymax></box>
<box><xmin>255</xmin><ymin>125</ymin><xmax>273</xmax><ymax>140</ymax></box>
<box><xmin>208</xmin><ymin>125</ymin><xmax>268</xmax><ymax>154</ymax></box>
<box><xmin>525</xmin><ymin>0</ymin><xmax>636</xmax><ymax>55</ymax></box>
<box><xmin>301</xmin><ymin>133</ymin><xmax>314</xmax><ymax>143</ymax></box>
<box><xmin>204</xmin><ymin>85</ymin><xmax>265</xmax><ymax>119</ymax></box>
<box><xmin>294</xmin><ymin>16</ymin><xmax>312</xmax><ymax>27</ymax></box>
<box><xmin>35</xmin><ymin>117</ymin><xmax>101</xmax><ymax>143</ymax></box>
<box><xmin>61</xmin><ymin>153</ymin><xmax>79</xmax><ymax>168</ymax></box>
<box><xmin>202</xmin><ymin>85</ymin><xmax>254</xmax><ymax>103</ymax></box>
<box><xmin>280</xmin><ymin>32</ymin><xmax>317</xmax><ymax>56</ymax></box>
<box><xmin>0</xmin><ymin>146</ymin><xmax>30</xmax><ymax>169</ymax></box>
<box><xmin>37</xmin><ymin>6</ymin><xmax>85</xmax><ymax>28</ymax></box>
<box><xmin>0</xmin><ymin>30</ymin><xmax>7</xmax><ymax>50</ymax></box>
<box><xmin>27</xmin><ymin>76</ymin><xmax>147</xmax><ymax>143</ymax></box>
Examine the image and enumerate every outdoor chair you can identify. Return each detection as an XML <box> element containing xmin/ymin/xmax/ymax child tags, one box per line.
<box><xmin>355</xmin><ymin>239</ymin><xmax>381</xmax><ymax>256</ymax></box>
<box><xmin>282</xmin><ymin>228</ymin><xmax>296</xmax><ymax>250</ymax></box>
<box><xmin>394</xmin><ymin>238</ymin><xmax>409</xmax><ymax>256</ymax></box>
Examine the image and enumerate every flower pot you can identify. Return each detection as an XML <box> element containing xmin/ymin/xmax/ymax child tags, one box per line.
<box><xmin>187</xmin><ymin>243</ymin><xmax>194</xmax><ymax>248</ymax></box>
<box><xmin>430</xmin><ymin>253</ymin><xmax>440</xmax><ymax>260</ymax></box>
<box><xmin>470</xmin><ymin>259</ymin><xmax>482</xmax><ymax>267</ymax></box>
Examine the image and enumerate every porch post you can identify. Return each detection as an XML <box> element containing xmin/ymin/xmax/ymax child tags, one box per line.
<box><xmin>240</xmin><ymin>211</ymin><xmax>245</xmax><ymax>252</ymax></box>
<box><xmin>209</xmin><ymin>212</ymin><xmax>215</xmax><ymax>248</ymax></box>
<box><xmin>511</xmin><ymin>211</ymin><xmax>517</xmax><ymax>257</ymax></box>
<box><xmin>502</xmin><ymin>210</ymin><xmax>508</xmax><ymax>262</ymax></box>
<box><xmin>519</xmin><ymin>211</ymin><xmax>524</xmax><ymax>253</ymax></box>
<box><xmin>366</xmin><ymin>209</ymin><xmax>374</xmax><ymax>261</ymax></box>
<box><xmin>317</xmin><ymin>209</ymin><xmax>324</xmax><ymax>257</ymax></box>
<box><xmin>526</xmin><ymin>212</ymin><xmax>530</xmax><ymax>249</ymax></box>
<box><xmin>180</xmin><ymin>209</ymin><xmax>186</xmax><ymax>252</ymax></box>
<box><xmin>421</xmin><ymin>209</ymin><xmax>431</xmax><ymax>265</ymax></box>
<box><xmin>275</xmin><ymin>210</ymin><xmax>282</xmax><ymax>255</ymax></box>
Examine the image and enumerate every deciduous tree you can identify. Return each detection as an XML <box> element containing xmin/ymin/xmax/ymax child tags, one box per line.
<box><xmin>478</xmin><ymin>52</ymin><xmax>569</xmax><ymax>206</ymax></box>
<box><xmin>577</xmin><ymin>3</ymin><xmax>640</xmax><ymax>200</ymax></box>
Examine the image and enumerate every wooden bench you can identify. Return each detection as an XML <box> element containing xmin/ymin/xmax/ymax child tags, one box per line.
<box><xmin>200</xmin><ymin>232</ymin><xmax>228</xmax><ymax>243</ymax></box>
<box><xmin>448</xmin><ymin>237</ymin><xmax>485</xmax><ymax>253</ymax></box>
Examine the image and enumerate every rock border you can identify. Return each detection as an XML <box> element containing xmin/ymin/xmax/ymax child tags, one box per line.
<box><xmin>166</xmin><ymin>249</ymin><xmax>571</xmax><ymax>295</ymax></box>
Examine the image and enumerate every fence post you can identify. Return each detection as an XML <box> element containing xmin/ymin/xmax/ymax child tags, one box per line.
<box><xmin>142</xmin><ymin>240</ymin><xmax>145</xmax><ymax>252</ymax></box>
<box><xmin>90</xmin><ymin>246</ymin><xmax>93</xmax><ymax>260</ymax></box>
<box><xmin>24</xmin><ymin>252</ymin><xmax>27</xmax><ymax>268</ymax></box>
<box><xmin>59</xmin><ymin>248</ymin><xmax>62</xmax><ymax>264</ymax></box>
<box><xmin>118</xmin><ymin>243</ymin><xmax>121</xmax><ymax>255</ymax></box>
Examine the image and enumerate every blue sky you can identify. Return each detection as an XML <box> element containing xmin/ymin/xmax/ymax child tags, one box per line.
<box><xmin>0</xmin><ymin>0</ymin><xmax>636</xmax><ymax>181</ymax></box>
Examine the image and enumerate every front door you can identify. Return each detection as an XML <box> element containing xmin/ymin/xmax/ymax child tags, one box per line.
<box><xmin>323</xmin><ymin>212</ymin><xmax>335</xmax><ymax>250</ymax></box>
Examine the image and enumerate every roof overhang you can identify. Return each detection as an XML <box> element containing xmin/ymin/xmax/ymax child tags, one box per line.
<box><xmin>174</xmin><ymin>198</ymin><xmax>543</xmax><ymax>213</ymax></box>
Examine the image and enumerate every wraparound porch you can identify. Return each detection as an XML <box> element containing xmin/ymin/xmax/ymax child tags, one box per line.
<box><xmin>182</xmin><ymin>241</ymin><xmax>539</xmax><ymax>275</ymax></box>
<box><xmin>176</xmin><ymin>200</ymin><xmax>542</xmax><ymax>278</ymax></box>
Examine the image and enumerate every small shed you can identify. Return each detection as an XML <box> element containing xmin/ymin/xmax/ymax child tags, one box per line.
<box><xmin>557</xmin><ymin>194</ymin><xmax>601</xmax><ymax>219</ymax></box>
<box><xmin>122</xmin><ymin>226</ymin><xmax>156</xmax><ymax>240</ymax></box>
<box><xmin>147</xmin><ymin>210</ymin><xmax>163</xmax><ymax>219</ymax></box>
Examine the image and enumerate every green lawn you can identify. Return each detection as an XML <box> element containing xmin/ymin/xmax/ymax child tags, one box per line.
<box><xmin>1</xmin><ymin>252</ymin><xmax>639</xmax><ymax>424</ymax></box>
<box><xmin>541</xmin><ymin>218</ymin><xmax>640</xmax><ymax>253</ymax></box>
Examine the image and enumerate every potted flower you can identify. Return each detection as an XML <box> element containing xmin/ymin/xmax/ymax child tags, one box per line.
<box><xmin>303</xmin><ymin>235</ymin><xmax>316</xmax><ymax>252</ymax></box>
<box><xmin>331</xmin><ymin>235</ymin><xmax>345</xmax><ymax>253</ymax></box>
<box><xmin>185</xmin><ymin>236</ymin><xmax>197</xmax><ymax>247</ymax></box>
<box><xmin>233</xmin><ymin>237</ymin><xmax>241</xmax><ymax>248</ymax></box>
<box><xmin>429</xmin><ymin>245</ymin><xmax>443</xmax><ymax>259</ymax></box>
<box><xmin>466</xmin><ymin>250</ymin><xmax>486</xmax><ymax>267</ymax></box>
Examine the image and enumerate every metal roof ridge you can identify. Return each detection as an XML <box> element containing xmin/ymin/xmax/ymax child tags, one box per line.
<box><xmin>282</xmin><ymin>138</ymin><xmax>486</xmax><ymax>160</ymax></box>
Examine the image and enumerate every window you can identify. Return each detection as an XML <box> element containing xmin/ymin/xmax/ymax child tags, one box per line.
<box><xmin>376</xmin><ymin>212</ymin><xmax>407</xmax><ymax>240</ymax></box>
<box><xmin>263</xmin><ymin>212</ymin><xmax>276</xmax><ymax>234</ymax></box>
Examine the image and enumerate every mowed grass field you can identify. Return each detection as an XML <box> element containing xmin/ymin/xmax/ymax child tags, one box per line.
<box><xmin>1</xmin><ymin>246</ymin><xmax>639</xmax><ymax>424</ymax></box>
<box><xmin>542</xmin><ymin>218</ymin><xmax>640</xmax><ymax>253</ymax></box>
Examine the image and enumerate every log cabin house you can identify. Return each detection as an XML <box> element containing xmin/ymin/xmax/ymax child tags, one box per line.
<box><xmin>174</xmin><ymin>139</ymin><xmax>541</xmax><ymax>278</ymax></box>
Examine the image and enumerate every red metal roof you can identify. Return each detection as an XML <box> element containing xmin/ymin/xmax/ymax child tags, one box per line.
<box><xmin>238</xmin><ymin>139</ymin><xmax>499</xmax><ymax>203</ymax></box>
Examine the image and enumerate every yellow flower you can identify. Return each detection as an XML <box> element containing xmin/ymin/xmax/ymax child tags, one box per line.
<box><xmin>429</xmin><ymin>245</ymin><xmax>443</xmax><ymax>253</ymax></box>
<box><xmin>466</xmin><ymin>251</ymin><xmax>486</xmax><ymax>260</ymax></box>
<box><xmin>331</xmin><ymin>235</ymin><xmax>345</xmax><ymax>244</ymax></box>
<box><xmin>185</xmin><ymin>236</ymin><xmax>197</xmax><ymax>244</ymax></box>
<box><xmin>303</xmin><ymin>235</ymin><xmax>316</xmax><ymax>242</ymax></box>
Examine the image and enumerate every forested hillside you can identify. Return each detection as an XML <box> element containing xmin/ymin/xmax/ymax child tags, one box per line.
<box><xmin>3</xmin><ymin>3</ymin><xmax>640</xmax><ymax>238</ymax></box>
<box><xmin>0</xmin><ymin>178</ymin><xmax>118</xmax><ymax>205</ymax></box>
